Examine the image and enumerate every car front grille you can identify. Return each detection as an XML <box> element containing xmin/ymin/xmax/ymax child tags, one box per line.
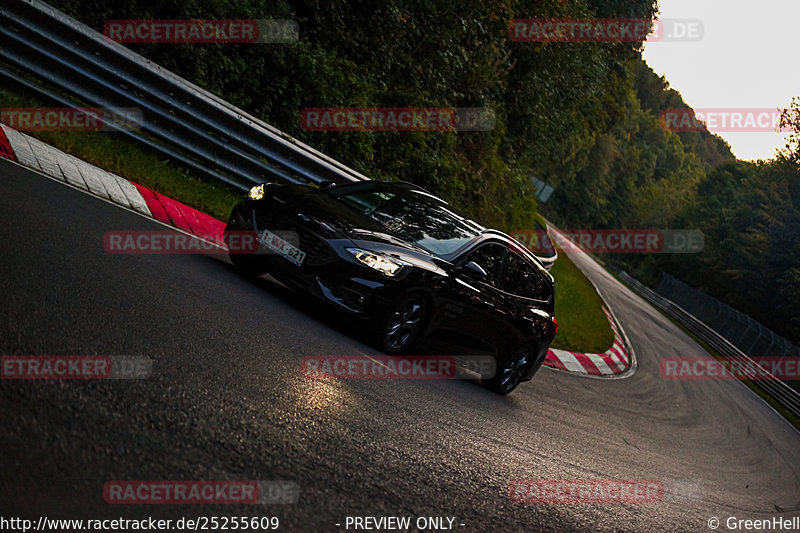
<box><xmin>253</xmin><ymin>207</ymin><xmax>337</xmax><ymax>267</ymax></box>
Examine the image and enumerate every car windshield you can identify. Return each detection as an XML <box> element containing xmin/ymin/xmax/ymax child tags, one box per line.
<box><xmin>331</xmin><ymin>186</ymin><xmax>481</xmax><ymax>255</ymax></box>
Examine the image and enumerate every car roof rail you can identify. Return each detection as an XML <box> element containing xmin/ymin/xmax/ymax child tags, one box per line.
<box><xmin>482</xmin><ymin>228</ymin><xmax>510</xmax><ymax>239</ymax></box>
<box><xmin>387</xmin><ymin>180</ymin><xmax>454</xmax><ymax>205</ymax></box>
<box><xmin>385</xmin><ymin>180</ymin><xmax>434</xmax><ymax>194</ymax></box>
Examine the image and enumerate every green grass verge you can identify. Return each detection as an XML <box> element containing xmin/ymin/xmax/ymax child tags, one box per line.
<box><xmin>0</xmin><ymin>86</ymin><xmax>241</xmax><ymax>221</ymax></box>
<box><xmin>610</xmin><ymin>271</ymin><xmax>800</xmax><ymax>431</ymax></box>
<box><xmin>549</xmin><ymin>246</ymin><xmax>616</xmax><ymax>353</ymax></box>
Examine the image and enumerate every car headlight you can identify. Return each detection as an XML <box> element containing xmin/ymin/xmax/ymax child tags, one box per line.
<box><xmin>347</xmin><ymin>248</ymin><xmax>408</xmax><ymax>277</ymax></box>
<box><xmin>249</xmin><ymin>184</ymin><xmax>267</xmax><ymax>200</ymax></box>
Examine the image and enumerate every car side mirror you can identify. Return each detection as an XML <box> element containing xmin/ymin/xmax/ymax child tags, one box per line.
<box><xmin>458</xmin><ymin>261</ymin><xmax>489</xmax><ymax>280</ymax></box>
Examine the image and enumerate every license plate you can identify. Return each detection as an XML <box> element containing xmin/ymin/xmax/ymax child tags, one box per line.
<box><xmin>258</xmin><ymin>230</ymin><xmax>306</xmax><ymax>266</ymax></box>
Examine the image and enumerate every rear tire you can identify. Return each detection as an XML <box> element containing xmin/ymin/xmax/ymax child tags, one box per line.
<box><xmin>484</xmin><ymin>343</ymin><xmax>535</xmax><ymax>395</ymax></box>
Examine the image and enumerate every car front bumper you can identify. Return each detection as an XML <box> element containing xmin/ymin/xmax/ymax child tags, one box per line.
<box><xmin>225</xmin><ymin>201</ymin><xmax>409</xmax><ymax>321</ymax></box>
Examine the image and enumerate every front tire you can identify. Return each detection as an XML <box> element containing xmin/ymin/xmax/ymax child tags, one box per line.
<box><xmin>484</xmin><ymin>343</ymin><xmax>535</xmax><ymax>395</ymax></box>
<box><xmin>377</xmin><ymin>292</ymin><xmax>428</xmax><ymax>354</ymax></box>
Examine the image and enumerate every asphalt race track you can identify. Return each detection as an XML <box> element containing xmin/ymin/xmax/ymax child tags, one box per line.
<box><xmin>1</xmin><ymin>158</ymin><xmax>799</xmax><ymax>531</ymax></box>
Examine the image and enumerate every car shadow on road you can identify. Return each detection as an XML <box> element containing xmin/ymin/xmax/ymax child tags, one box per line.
<box><xmin>207</xmin><ymin>255</ymin><xmax>378</xmax><ymax>343</ymax></box>
<box><xmin>204</xmin><ymin>255</ymin><xmax>535</xmax><ymax>406</ymax></box>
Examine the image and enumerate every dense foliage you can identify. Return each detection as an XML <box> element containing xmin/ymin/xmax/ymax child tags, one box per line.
<box><xmin>48</xmin><ymin>0</ymin><xmax>799</xmax><ymax>344</ymax></box>
<box><xmin>49</xmin><ymin>0</ymin><xmax>661</xmax><ymax>231</ymax></box>
<box><xmin>651</xmin><ymin>107</ymin><xmax>800</xmax><ymax>346</ymax></box>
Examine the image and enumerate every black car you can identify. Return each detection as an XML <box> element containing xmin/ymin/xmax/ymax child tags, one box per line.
<box><xmin>224</xmin><ymin>180</ymin><xmax>557</xmax><ymax>394</ymax></box>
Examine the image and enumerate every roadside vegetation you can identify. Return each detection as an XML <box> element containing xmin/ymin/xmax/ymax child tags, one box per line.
<box><xmin>549</xmin><ymin>245</ymin><xmax>615</xmax><ymax>353</ymax></box>
<box><xmin>44</xmin><ymin>0</ymin><xmax>667</xmax><ymax>236</ymax></box>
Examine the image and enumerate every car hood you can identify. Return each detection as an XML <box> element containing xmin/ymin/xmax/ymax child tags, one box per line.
<box><xmin>268</xmin><ymin>184</ymin><xmax>446</xmax><ymax>272</ymax></box>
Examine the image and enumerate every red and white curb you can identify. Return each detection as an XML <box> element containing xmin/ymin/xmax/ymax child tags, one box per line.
<box><xmin>0</xmin><ymin>124</ymin><xmax>225</xmax><ymax>246</ymax></box>
<box><xmin>543</xmin><ymin>307</ymin><xmax>632</xmax><ymax>376</ymax></box>
<box><xmin>0</xmin><ymin>124</ymin><xmax>634</xmax><ymax>378</ymax></box>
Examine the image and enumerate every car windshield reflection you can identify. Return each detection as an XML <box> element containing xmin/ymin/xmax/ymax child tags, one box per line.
<box><xmin>333</xmin><ymin>187</ymin><xmax>480</xmax><ymax>256</ymax></box>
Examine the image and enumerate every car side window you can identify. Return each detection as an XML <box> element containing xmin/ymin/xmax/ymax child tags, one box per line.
<box><xmin>464</xmin><ymin>243</ymin><xmax>506</xmax><ymax>286</ymax></box>
<box><xmin>500</xmin><ymin>251</ymin><xmax>551</xmax><ymax>301</ymax></box>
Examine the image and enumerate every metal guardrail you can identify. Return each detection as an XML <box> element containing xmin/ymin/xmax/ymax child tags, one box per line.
<box><xmin>657</xmin><ymin>273</ymin><xmax>800</xmax><ymax>357</ymax></box>
<box><xmin>617</xmin><ymin>270</ymin><xmax>800</xmax><ymax>421</ymax></box>
<box><xmin>0</xmin><ymin>0</ymin><xmax>368</xmax><ymax>190</ymax></box>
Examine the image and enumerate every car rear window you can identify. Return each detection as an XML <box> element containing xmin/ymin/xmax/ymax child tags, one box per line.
<box><xmin>500</xmin><ymin>251</ymin><xmax>553</xmax><ymax>301</ymax></box>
